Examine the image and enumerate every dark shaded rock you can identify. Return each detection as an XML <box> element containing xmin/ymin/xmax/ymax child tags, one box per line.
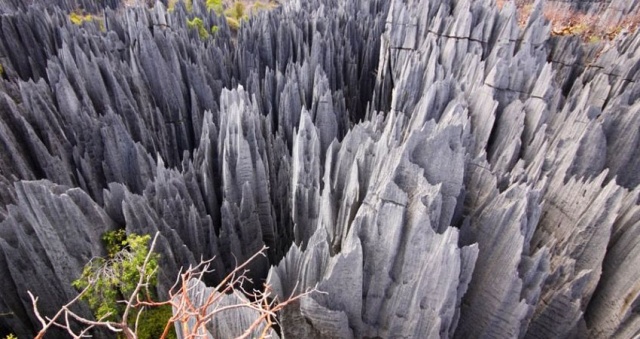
<box><xmin>0</xmin><ymin>181</ymin><xmax>114</xmax><ymax>338</ymax></box>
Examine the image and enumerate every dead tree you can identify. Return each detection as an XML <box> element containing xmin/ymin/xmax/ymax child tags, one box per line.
<box><xmin>29</xmin><ymin>232</ymin><xmax>317</xmax><ymax>339</ymax></box>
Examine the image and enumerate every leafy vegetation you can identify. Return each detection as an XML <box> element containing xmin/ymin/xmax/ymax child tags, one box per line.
<box><xmin>68</xmin><ymin>10</ymin><xmax>105</xmax><ymax>31</ymax></box>
<box><xmin>32</xmin><ymin>235</ymin><xmax>316</xmax><ymax>339</ymax></box>
<box><xmin>69</xmin><ymin>11</ymin><xmax>92</xmax><ymax>25</ymax></box>
<box><xmin>68</xmin><ymin>231</ymin><xmax>175</xmax><ymax>338</ymax></box>
<box><xmin>72</xmin><ymin>231</ymin><xmax>159</xmax><ymax>321</ymax></box>
<box><xmin>224</xmin><ymin>2</ymin><xmax>248</xmax><ymax>31</ymax></box>
<box><xmin>224</xmin><ymin>1</ymin><xmax>247</xmax><ymax>21</ymax></box>
<box><xmin>102</xmin><ymin>228</ymin><xmax>127</xmax><ymax>258</ymax></box>
<box><xmin>187</xmin><ymin>17</ymin><xmax>210</xmax><ymax>40</ymax></box>
<box><xmin>168</xmin><ymin>0</ymin><xmax>192</xmax><ymax>12</ymax></box>
<box><xmin>226</xmin><ymin>16</ymin><xmax>241</xmax><ymax>31</ymax></box>
<box><xmin>135</xmin><ymin>304</ymin><xmax>176</xmax><ymax>339</ymax></box>
<box><xmin>172</xmin><ymin>0</ymin><xmax>278</xmax><ymax>35</ymax></box>
<box><xmin>167</xmin><ymin>0</ymin><xmax>178</xmax><ymax>11</ymax></box>
<box><xmin>206</xmin><ymin>0</ymin><xmax>224</xmax><ymax>14</ymax></box>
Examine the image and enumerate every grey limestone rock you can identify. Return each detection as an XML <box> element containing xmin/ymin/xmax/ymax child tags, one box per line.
<box><xmin>0</xmin><ymin>181</ymin><xmax>114</xmax><ymax>338</ymax></box>
<box><xmin>1</xmin><ymin>0</ymin><xmax>640</xmax><ymax>337</ymax></box>
<box><xmin>173</xmin><ymin>279</ymin><xmax>279</xmax><ymax>339</ymax></box>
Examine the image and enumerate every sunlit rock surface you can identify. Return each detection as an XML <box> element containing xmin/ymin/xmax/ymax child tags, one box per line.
<box><xmin>0</xmin><ymin>0</ymin><xmax>639</xmax><ymax>338</ymax></box>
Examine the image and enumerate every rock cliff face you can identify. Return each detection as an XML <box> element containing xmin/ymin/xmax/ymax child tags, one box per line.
<box><xmin>0</xmin><ymin>0</ymin><xmax>639</xmax><ymax>338</ymax></box>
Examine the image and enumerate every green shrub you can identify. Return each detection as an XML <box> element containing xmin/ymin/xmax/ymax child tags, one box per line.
<box><xmin>69</xmin><ymin>11</ymin><xmax>90</xmax><ymax>25</ymax></box>
<box><xmin>102</xmin><ymin>228</ymin><xmax>127</xmax><ymax>258</ymax></box>
<box><xmin>168</xmin><ymin>0</ymin><xmax>192</xmax><ymax>12</ymax></box>
<box><xmin>211</xmin><ymin>25</ymin><xmax>220</xmax><ymax>35</ymax></box>
<box><xmin>224</xmin><ymin>1</ymin><xmax>247</xmax><ymax>21</ymax></box>
<box><xmin>135</xmin><ymin>304</ymin><xmax>176</xmax><ymax>339</ymax></box>
<box><xmin>206</xmin><ymin>0</ymin><xmax>224</xmax><ymax>14</ymax></box>
<box><xmin>167</xmin><ymin>0</ymin><xmax>178</xmax><ymax>11</ymax></box>
<box><xmin>226</xmin><ymin>16</ymin><xmax>240</xmax><ymax>31</ymax></box>
<box><xmin>68</xmin><ymin>11</ymin><xmax>105</xmax><ymax>31</ymax></box>
<box><xmin>72</xmin><ymin>232</ymin><xmax>159</xmax><ymax>321</ymax></box>
<box><xmin>187</xmin><ymin>17</ymin><xmax>210</xmax><ymax>40</ymax></box>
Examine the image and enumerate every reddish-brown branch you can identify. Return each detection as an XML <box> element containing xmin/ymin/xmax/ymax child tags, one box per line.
<box><xmin>30</xmin><ymin>241</ymin><xmax>318</xmax><ymax>339</ymax></box>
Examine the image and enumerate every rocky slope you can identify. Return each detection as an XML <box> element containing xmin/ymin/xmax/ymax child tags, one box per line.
<box><xmin>0</xmin><ymin>0</ymin><xmax>639</xmax><ymax>338</ymax></box>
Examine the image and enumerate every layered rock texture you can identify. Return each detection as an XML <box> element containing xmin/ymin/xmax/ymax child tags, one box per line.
<box><xmin>0</xmin><ymin>0</ymin><xmax>640</xmax><ymax>337</ymax></box>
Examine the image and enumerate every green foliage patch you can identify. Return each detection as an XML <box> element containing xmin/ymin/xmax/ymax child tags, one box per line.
<box><xmin>72</xmin><ymin>231</ymin><xmax>159</xmax><ymax>321</ymax></box>
<box><xmin>206</xmin><ymin>0</ymin><xmax>224</xmax><ymax>14</ymax></box>
<box><xmin>68</xmin><ymin>11</ymin><xmax>105</xmax><ymax>31</ymax></box>
<box><xmin>224</xmin><ymin>1</ymin><xmax>248</xmax><ymax>31</ymax></box>
<box><xmin>69</xmin><ymin>11</ymin><xmax>91</xmax><ymax>25</ymax></box>
<box><xmin>224</xmin><ymin>1</ymin><xmax>247</xmax><ymax>21</ymax></box>
<box><xmin>167</xmin><ymin>0</ymin><xmax>178</xmax><ymax>11</ymax></box>
<box><xmin>226</xmin><ymin>16</ymin><xmax>240</xmax><ymax>31</ymax></box>
<box><xmin>102</xmin><ymin>228</ymin><xmax>127</xmax><ymax>258</ymax></box>
<box><xmin>187</xmin><ymin>17</ymin><xmax>210</xmax><ymax>40</ymax></box>
<box><xmin>135</xmin><ymin>304</ymin><xmax>176</xmax><ymax>339</ymax></box>
<box><xmin>168</xmin><ymin>0</ymin><xmax>192</xmax><ymax>12</ymax></box>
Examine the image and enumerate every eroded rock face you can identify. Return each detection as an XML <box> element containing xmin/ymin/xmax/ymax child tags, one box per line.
<box><xmin>0</xmin><ymin>0</ymin><xmax>639</xmax><ymax>338</ymax></box>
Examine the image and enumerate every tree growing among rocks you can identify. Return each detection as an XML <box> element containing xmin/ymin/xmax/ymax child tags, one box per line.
<box><xmin>29</xmin><ymin>232</ymin><xmax>316</xmax><ymax>339</ymax></box>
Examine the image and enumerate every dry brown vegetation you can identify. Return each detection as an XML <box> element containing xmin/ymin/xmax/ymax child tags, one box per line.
<box><xmin>497</xmin><ymin>0</ymin><xmax>640</xmax><ymax>42</ymax></box>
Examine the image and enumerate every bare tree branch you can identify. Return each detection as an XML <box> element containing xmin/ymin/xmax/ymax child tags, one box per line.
<box><xmin>30</xmin><ymin>237</ymin><xmax>320</xmax><ymax>339</ymax></box>
<box><xmin>121</xmin><ymin>232</ymin><xmax>160</xmax><ymax>325</ymax></box>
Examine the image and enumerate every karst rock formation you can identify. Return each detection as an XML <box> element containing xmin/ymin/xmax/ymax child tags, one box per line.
<box><xmin>0</xmin><ymin>0</ymin><xmax>640</xmax><ymax>337</ymax></box>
